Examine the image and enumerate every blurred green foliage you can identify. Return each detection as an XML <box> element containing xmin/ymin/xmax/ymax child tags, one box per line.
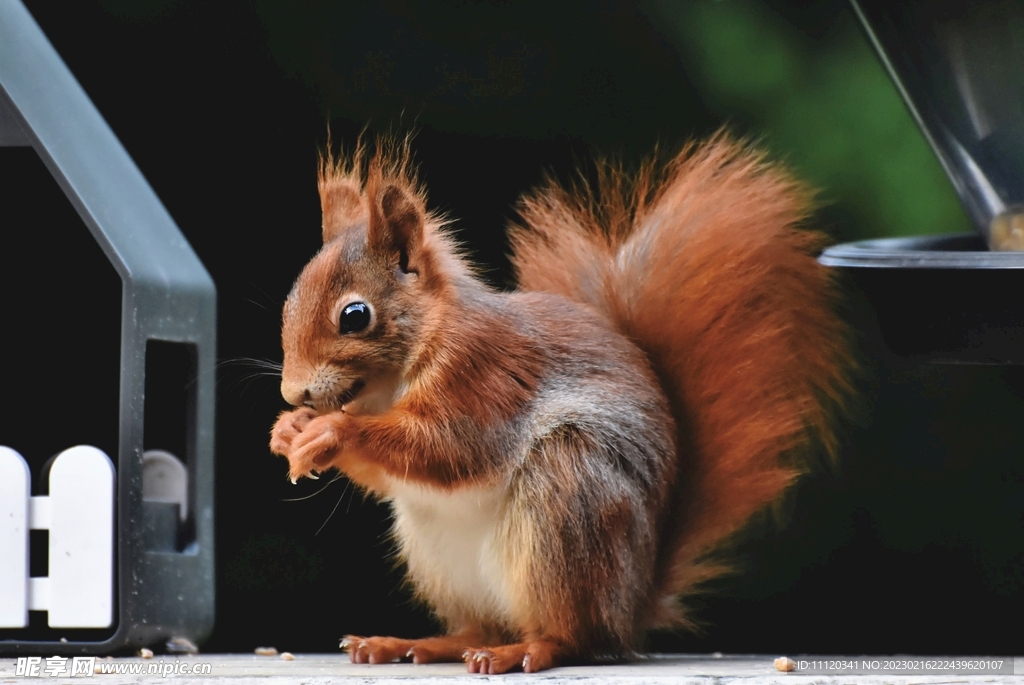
<box><xmin>98</xmin><ymin>0</ymin><xmax>972</xmax><ymax>245</ymax></box>
<box><xmin>648</xmin><ymin>0</ymin><xmax>971</xmax><ymax>241</ymax></box>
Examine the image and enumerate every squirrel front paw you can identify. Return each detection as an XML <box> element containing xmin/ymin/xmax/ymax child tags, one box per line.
<box><xmin>270</xmin><ymin>406</ymin><xmax>318</xmax><ymax>457</ymax></box>
<box><xmin>283</xmin><ymin>413</ymin><xmax>348</xmax><ymax>483</ymax></box>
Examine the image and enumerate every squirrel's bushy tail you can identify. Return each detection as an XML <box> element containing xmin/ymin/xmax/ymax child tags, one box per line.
<box><xmin>509</xmin><ymin>132</ymin><xmax>849</xmax><ymax>630</ymax></box>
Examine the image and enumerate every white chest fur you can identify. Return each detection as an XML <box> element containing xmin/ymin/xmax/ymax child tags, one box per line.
<box><xmin>386</xmin><ymin>479</ymin><xmax>511</xmax><ymax>623</ymax></box>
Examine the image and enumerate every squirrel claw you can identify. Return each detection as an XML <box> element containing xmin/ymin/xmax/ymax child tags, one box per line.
<box><xmin>467</xmin><ymin>650</ymin><xmax>497</xmax><ymax>674</ymax></box>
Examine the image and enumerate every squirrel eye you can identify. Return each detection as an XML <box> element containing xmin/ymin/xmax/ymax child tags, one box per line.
<box><xmin>339</xmin><ymin>302</ymin><xmax>371</xmax><ymax>334</ymax></box>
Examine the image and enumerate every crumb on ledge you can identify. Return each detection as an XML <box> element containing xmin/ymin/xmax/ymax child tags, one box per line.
<box><xmin>774</xmin><ymin>656</ymin><xmax>796</xmax><ymax>672</ymax></box>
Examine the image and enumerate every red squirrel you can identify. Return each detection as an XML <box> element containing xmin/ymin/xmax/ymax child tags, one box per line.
<box><xmin>269</xmin><ymin>133</ymin><xmax>849</xmax><ymax>673</ymax></box>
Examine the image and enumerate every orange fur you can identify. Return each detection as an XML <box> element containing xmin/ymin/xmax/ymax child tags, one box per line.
<box><xmin>270</xmin><ymin>132</ymin><xmax>849</xmax><ymax>672</ymax></box>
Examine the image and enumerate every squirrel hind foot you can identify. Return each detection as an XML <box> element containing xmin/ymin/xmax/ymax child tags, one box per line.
<box><xmin>342</xmin><ymin>635</ymin><xmax>412</xmax><ymax>664</ymax></box>
<box><xmin>341</xmin><ymin>634</ymin><xmax>488</xmax><ymax>665</ymax></box>
<box><xmin>464</xmin><ymin>640</ymin><xmax>562</xmax><ymax>674</ymax></box>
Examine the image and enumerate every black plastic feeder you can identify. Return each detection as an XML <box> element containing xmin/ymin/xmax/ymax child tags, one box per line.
<box><xmin>0</xmin><ymin>1</ymin><xmax>216</xmax><ymax>655</ymax></box>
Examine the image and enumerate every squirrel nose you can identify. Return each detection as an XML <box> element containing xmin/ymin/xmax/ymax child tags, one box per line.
<box><xmin>281</xmin><ymin>380</ymin><xmax>310</xmax><ymax>407</ymax></box>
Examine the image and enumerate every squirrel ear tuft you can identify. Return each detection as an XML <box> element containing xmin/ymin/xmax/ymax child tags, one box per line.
<box><xmin>320</xmin><ymin>181</ymin><xmax>366</xmax><ymax>244</ymax></box>
<box><xmin>370</xmin><ymin>183</ymin><xmax>426</xmax><ymax>275</ymax></box>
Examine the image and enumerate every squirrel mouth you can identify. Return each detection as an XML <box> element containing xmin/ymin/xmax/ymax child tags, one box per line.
<box><xmin>334</xmin><ymin>379</ymin><xmax>365</xmax><ymax>408</ymax></box>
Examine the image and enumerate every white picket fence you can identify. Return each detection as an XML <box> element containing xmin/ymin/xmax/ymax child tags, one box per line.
<box><xmin>0</xmin><ymin>445</ymin><xmax>114</xmax><ymax>629</ymax></box>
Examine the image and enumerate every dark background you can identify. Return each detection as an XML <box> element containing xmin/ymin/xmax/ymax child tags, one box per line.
<box><xmin>1</xmin><ymin>0</ymin><xmax>1021</xmax><ymax>657</ymax></box>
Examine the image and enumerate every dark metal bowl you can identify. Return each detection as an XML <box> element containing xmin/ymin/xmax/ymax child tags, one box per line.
<box><xmin>820</xmin><ymin>233</ymin><xmax>1024</xmax><ymax>363</ymax></box>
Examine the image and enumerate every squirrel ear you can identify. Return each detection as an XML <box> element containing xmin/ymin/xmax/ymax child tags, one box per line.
<box><xmin>370</xmin><ymin>183</ymin><xmax>427</xmax><ymax>275</ymax></box>
<box><xmin>320</xmin><ymin>181</ymin><xmax>366</xmax><ymax>244</ymax></box>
